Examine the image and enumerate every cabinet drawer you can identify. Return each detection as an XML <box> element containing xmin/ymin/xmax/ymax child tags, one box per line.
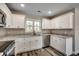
<box><xmin>50</xmin><ymin>35</ymin><xmax>66</xmax><ymax>53</ymax></box>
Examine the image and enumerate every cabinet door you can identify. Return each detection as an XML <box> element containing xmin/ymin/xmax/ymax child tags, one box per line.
<box><xmin>61</xmin><ymin>12</ymin><xmax>73</xmax><ymax>28</ymax></box>
<box><xmin>50</xmin><ymin>35</ymin><xmax>66</xmax><ymax>54</ymax></box>
<box><xmin>12</xmin><ymin>14</ymin><xmax>25</xmax><ymax>28</ymax></box>
<box><xmin>51</xmin><ymin>12</ymin><xmax>73</xmax><ymax>29</ymax></box>
<box><xmin>31</xmin><ymin>37</ymin><xmax>42</xmax><ymax>50</ymax></box>
<box><xmin>58</xmin><ymin>13</ymin><xmax>73</xmax><ymax>29</ymax></box>
<box><xmin>57</xmin><ymin>36</ymin><xmax>66</xmax><ymax>53</ymax></box>
<box><xmin>42</xmin><ymin>18</ymin><xmax>51</xmax><ymax>29</ymax></box>
<box><xmin>50</xmin><ymin>35</ymin><xmax>59</xmax><ymax>49</ymax></box>
<box><xmin>24</xmin><ymin>38</ymin><xmax>31</xmax><ymax>52</ymax></box>
<box><xmin>53</xmin><ymin>36</ymin><xmax>66</xmax><ymax>53</ymax></box>
<box><xmin>66</xmin><ymin>37</ymin><xmax>72</xmax><ymax>55</ymax></box>
<box><xmin>51</xmin><ymin>16</ymin><xmax>61</xmax><ymax>29</ymax></box>
<box><xmin>51</xmin><ymin>19</ymin><xmax>56</xmax><ymax>29</ymax></box>
<box><xmin>15</xmin><ymin>38</ymin><xmax>25</xmax><ymax>54</ymax></box>
<box><xmin>30</xmin><ymin>39</ymin><xmax>36</xmax><ymax>50</ymax></box>
<box><xmin>53</xmin><ymin>36</ymin><xmax>59</xmax><ymax>49</ymax></box>
<box><xmin>35</xmin><ymin>38</ymin><xmax>42</xmax><ymax>49</ymax></box>
<box><xmin>67</xmin><ymin>13</ymin><xmax>73</xmax><ymax>28</ymax></box>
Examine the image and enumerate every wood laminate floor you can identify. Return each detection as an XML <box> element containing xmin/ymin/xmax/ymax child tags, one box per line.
<box><xmin>17</xmin><ymin>47</ymin><xmax>64</xmax><ymax>56</ymax></box>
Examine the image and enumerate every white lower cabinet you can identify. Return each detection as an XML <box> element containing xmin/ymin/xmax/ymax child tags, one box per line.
<box><xmin>57</xmin><ymin>37</ymin><xmax>66</xmax><ymax>53</ymax></box>
<box><xmin>30</xmin><ymin>36</ymin><xmax>42</xmax><ymax>50</ymax></box>
<box><xmin>50</xmin><ymin>35</ymin><xmax>72</xmax><ymax>55</ymax></box>
<box><xmin>31</xmin><ymin>39</ymin><xmax>37</xmax><ymax>50</ymax></box>
<box><xmin>15</xmin><ymin>38</ymin><xmax>25</xmax><ymax>54</ymax></box>
<box><xmin>34</xmin><ymin>37</ymin><xmax>42</xmax><ymax>49</ymax></box>
<box><xmin>31</xmin><ymin>39</ymin><xmax>42</xmax><ymax>50</ymax></box>
<box><xmin>24</xmin><ymin>38</ymin><xmax>31</xmax><ymax>52</ymax></box>
<box><xmin>15</xmin><ymin>36</ymin><xmax>42</xmax><ymax>55</ymax></box>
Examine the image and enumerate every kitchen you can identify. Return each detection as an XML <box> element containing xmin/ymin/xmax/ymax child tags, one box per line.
<box><xmin>0</xmin><ymin>3</ymin><xmax>79</xmax><ymax>56</ymax></box>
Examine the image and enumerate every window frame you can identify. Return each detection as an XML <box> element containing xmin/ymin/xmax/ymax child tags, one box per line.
<box><xmin>24</xmin><ymin>18</ymin><xmax>42</xmax><ymax>34</ymax></box>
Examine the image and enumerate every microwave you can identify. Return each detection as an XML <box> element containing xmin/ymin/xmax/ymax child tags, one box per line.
<box><xmin>0</xmin><ymin>9</ymin><xmax>6</xmax><ymax>27</ymax></box>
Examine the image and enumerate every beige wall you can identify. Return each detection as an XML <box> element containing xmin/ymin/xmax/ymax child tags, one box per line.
<box><xmin>74</xmin><ymin>8</ymin><xmax>79</xmax><ymax>54</ymax></box>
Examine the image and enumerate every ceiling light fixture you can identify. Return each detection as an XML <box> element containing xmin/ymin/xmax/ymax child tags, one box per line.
<box><xmin>48</xmin><ymin>10</ymin><xmax>52</xmax><ymax>14</ymax></box>
<box><xmin>20</xmin><ymin>4</ymin><xmax>24</xmax><ymax>7</ymax></box>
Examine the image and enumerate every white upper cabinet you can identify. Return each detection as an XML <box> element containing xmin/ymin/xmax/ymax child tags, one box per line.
<box><xmin>42</xmin><ymin>12</ymin><xmax>74</xmax><ymax>29</ymax></box>
<box><xmin>0</xmin><ymin>4</ymin><xmax>25</xmax><ymax>28</ymax></box>
<box><xmin>42</xmin><ymin>18</ymin><xmax>51</xmax><ymax>29</ymax></box>
<box><xmin>51</xmin><ymin>18</ymin><xmax>59</xmax><ymax>29</ymax></box>
<box><xmin>12</xmin><ymin>14</ymin><xmax>25</xmax><ymax>28</ymax></box>
<box><xmin>0</xmin><ymin>4</ymin><xmax>12</xmax><ymax>28</ymax></box>
<box><xmin>51</xmin><ymin>12</ymin><xmax>74</xmax><ymax>29</ymax></box>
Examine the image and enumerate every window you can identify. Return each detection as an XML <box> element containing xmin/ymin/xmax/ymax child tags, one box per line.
<box><xmin>34</xmin><ymin>20</ymin><xmax>41</xmax><ymax>33</ymax></box>
<box><xmin>25</xmin><ymin>19</ymin><xmax>41</xmax><ymax>34</ymax></box>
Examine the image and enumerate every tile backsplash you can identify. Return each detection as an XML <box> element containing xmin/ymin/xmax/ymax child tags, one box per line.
<box><xmin>51</xmin><ymin>29</ymin><xmax>74</xmax><ymax>36</ymax></box>
<box><xmin>0</xmin><ymin>27</ymin><xmax>74</xmax><ymax>37</ymax></box>
<box><xmin>0</xmin><ymin>28</ymin><xmax>25</xmax><ymax>37</ymax></box>
<box><xmin>42</xmin><ymin>29</ymin><xmax>74</xmax><ymax>36</ymax></box>
<box><xmin>5</xmin><ymin>28</ymin><xmax>25</xmax><ymax>36</ymax></box>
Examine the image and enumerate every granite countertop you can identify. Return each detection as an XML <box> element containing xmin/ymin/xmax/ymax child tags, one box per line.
<box><xmin>42</xmin><ymin>33</ymin><xmax>73</xmax><ymax>37</ymax></box>
<box><xmin>0</xmin><ymin>35</ymin><xmax>42</xmax><ymax>41</ymax></box>
<box><xmin>0</xmin><ymin>33</ymin><xmax>73</xmax><ymax>41</ymax></box>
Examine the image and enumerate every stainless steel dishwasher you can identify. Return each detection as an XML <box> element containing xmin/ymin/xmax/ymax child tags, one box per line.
<box><xmin>42</xmin><ymin>35</ymin><xmax>50</xmax><ymax>48</ymax></box>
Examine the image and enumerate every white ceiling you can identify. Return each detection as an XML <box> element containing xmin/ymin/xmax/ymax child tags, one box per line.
<box><xmin>6</xmin><ymin>3</ymin><xmax>79</xmax><ymax>17</ymax></box>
